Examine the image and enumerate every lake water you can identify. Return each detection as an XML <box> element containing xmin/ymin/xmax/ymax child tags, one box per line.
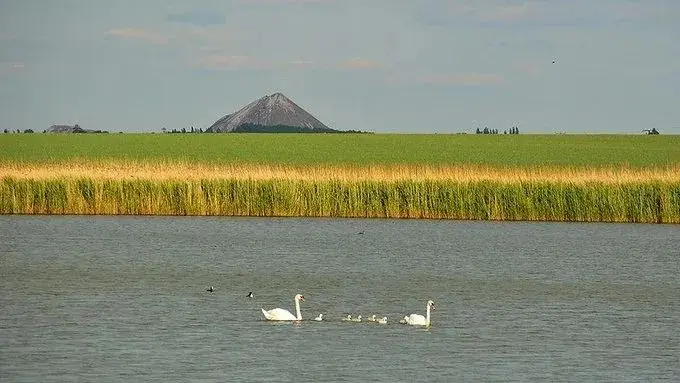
<box><xmin>1</xmin><ymin>216</ymin><xmax>678</xmax><ymax>382</ymax></box>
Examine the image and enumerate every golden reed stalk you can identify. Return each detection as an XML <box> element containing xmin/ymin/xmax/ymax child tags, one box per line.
<box><xmin>1</xmin><ymin>161</ymin><xmax>679</xmax><ymax>184</ymax></box>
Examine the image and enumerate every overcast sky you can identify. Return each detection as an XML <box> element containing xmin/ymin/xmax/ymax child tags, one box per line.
<box><xmin>1</xmin><ymin>0</ymin><xmax>678</xmax><ymax>133</ymax></box>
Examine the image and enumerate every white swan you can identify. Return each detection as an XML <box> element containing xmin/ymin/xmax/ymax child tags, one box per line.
<box><xmin>314</xmin><ymin>314</ymin><xmax>324</xmax><ymax>321</ymax></box>
<box><xmin>399</xmin><ymin>316</ymin><xmax>409</xmax><ymax>324</ymax></box>
<box><xmin>261</xmin><ymin>294</ymin><xmax>305</xmax><ymax>321</ymax></box>
<box><xmin>350</xmin><ymin>315</ymin><xmax>362</xmax><ymax>322</ymax></box>
<box><xmin>404</xmin><ymin>300</ymin><xmax>435</xmax><ymax>326</ymax></box>
<box><xmin>341</xmin><ymin>315</ymin><xmax>353</xmax><ymax>322</ymax></box>
<box><xmin>377</xmin><ymin>316</ymin><xmax>388</xmax><ymax>324</ymax></box>
<box><xmin>367</xmin><ymin>314</ymin><xmax>377</xmax><ymax>322</ymax></box>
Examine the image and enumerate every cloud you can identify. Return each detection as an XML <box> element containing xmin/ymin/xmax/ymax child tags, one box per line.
<box><xmin>170</xmin><ymin>27</ymin><xmax>233</xmax><ymax>53</ymax></box>
<box><xmin>192</xmin><ymin>55</ymin><xmax>269</xmax><ymax>70</ymax></box>
<box><xmin>106</xmin><ymin>28</ymin><xmax>168</xmax><ymax>44</ymax></box>
<box><xmin>197</xmin><ymin>45</ymin><xmax>224</xmax><ymax>53</ymax></box>
<box><xmin>481</xmin><ymin>3</ymin><xmax>531</xmax><ymax>22</ymax></box>
<box><xmin>191</xmin><ymin>55</ymin><xmax>383</xmax><ymax>72</ymax></box>
<box><xmin>166</xmin><ymin>11</ymin><xmax>225</xmax><ymax>26</ymax></box>
<box><xmin>513</xmin><ymin>61</ymin><xmax>542</xmax><ymax>76</ymax></box>
<box><xmin>241</xmin><ymin>0</ymin><xmax>331</xmax><ymax>4</ymax></box>
<box><xmin>470</xmin><ymin>1</ymin><xmax>679</xmax><ymax>29</ymax></box>
<box><xmin>418</xmin><ymin>1</ymin><xmax>528</xmax><ymax>26</ymax></box>
<box><xmin>418</xmin><ymin>73</ymin><xmax>505</xmax><ymax>86</ymax></box>
<box><xmin>340</xmin><ymin>57</ymin><xmax>380</xmax><ymax>69</ymax></box>
<box><xmin>287</xmin><ymin>60</ymin><xmax>314</xmax><ymax>67</ymax></box>
<box><xmin>0</xmin><ymin>61</ymin><xmax>25</xmax><ymax>76</ymax></box>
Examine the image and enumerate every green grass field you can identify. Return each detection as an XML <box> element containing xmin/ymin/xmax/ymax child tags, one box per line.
<box><xmin>1</xmin><ymin>133</ymin><xmax>679</xmax><ymax>167</ymax></box>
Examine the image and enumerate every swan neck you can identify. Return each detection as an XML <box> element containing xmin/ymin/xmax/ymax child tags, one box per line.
<box><xmin>295</xmin><ymin>298</ymin><xmax>302</xmax><ymax>320</ymax></box>
<box><xmin>426</xmin><ymin>304</ymin><xmax>431</xmax><ymax>326</ymax></box>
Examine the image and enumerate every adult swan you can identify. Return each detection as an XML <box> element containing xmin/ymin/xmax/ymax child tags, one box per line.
<box><xmin>404</xmin><ymin>300</ymin><xmax>435</xmax><ymax>327</ymax></box>
<box><xmin>261</xmin><ymin>294</ymin><xmax>305</xmax><ymax>321</ymax></box>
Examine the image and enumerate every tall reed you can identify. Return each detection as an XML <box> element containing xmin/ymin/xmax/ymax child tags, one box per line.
<box><xmin>2</xmin><ymin>177</ymin><xmax>678</xmax><ymax>223</ymax></box>
<box><xmin>2</xmin><ymin>162</ymin><xmax>679</xmax><ymax>183</ymax></box>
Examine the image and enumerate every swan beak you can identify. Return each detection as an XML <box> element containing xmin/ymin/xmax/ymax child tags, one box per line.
<box><xmin>300</xmin><ymin>296</ymin><xmax>305</xmax><ymax>302</ymax></box>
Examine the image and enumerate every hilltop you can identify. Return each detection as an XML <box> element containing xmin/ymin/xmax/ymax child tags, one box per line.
<box><xmin>46</xmin><ymin>124</ymin><xmax>108</xmax><ymax>133</ymax></box>
<box><xmin>206</xmin><ymin>93</ymin><xmax>338</xmax><ymax>133</ymax></box>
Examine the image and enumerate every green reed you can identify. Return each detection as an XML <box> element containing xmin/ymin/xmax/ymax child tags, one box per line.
<box><xmin>2</xmin><ymin>177</ymin><xmax>679</xmax><ymax>223</ymax></box>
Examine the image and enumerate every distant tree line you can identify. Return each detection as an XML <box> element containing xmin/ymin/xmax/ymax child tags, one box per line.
<box><xmin>230</xmin><ymin>123</ymin><xmax>372</xmax><ymax>133</ymax></box>
<box><xmin>4</xmin><ymin>129</ymin><xmax>35</xmax><ymax>133</ymax></box>
<box><xmin>476</xmin><ymin>127</ymin><xmax>498</xmax><ymax>134</ymax></box>
<box><xmin>232</xmin><ymin>123</ymin><xmax>334</xmax><ymax>133</ymax></box>
<box><xmin>336</xmin><ymin>129</ymin><xmax>374</xmax><ymax>134</ymax></box>
<box><xmin>160</xmin><ymin>124</ymin><xmax>373</xmax><ymax>134</ymax></box>
<box><xmin>162</xmin><ymin>126</ymin><xmax>204</xmax><ymax>134</ymax></box>
<box><xmin>475</xmin><ymin>126</ymin><xmax>520</xmax><ymax>135</ymax></box>
<box><xmin>65</xmin><ymin>124</ymin><xmax>109</xmax><ymax>133</ymax></box>
<box><xmin>2</xmin><ymin>124</ymin><xmax>109</xmax><ymax>134</ymax></box>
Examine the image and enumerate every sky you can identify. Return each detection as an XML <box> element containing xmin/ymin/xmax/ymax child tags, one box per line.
<box><xmin>1</xmin><ymin>0</ymin><xmax>678</xmax><ymax>134</ymax></box>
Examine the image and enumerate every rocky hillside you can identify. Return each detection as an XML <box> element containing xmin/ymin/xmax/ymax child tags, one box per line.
<box><xmin>206</xmin><ymin>93</ymin><xmax>336</xmax><ymax>133</ymax></box>
<box><xmin>46</xmin><ymin>124</ymin><xmax>107</xmax><ymax>133</ymax></box>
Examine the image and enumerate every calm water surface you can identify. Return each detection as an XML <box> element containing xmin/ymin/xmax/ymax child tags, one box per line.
<box><xmin>1</xmin><ymin>216</ymin><xmax>678</xmax><ymax>382</ymax></box>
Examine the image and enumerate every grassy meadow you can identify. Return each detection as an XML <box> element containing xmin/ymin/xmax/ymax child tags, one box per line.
<box><xmin>1</xmin><ymin>133</ymin><xmax>679</xmax><ymax>167</ymax></box>
<box><xmin>1</xmin><ymin>133</ymin><xmax>679</xmax><ymax>222</ymax></box>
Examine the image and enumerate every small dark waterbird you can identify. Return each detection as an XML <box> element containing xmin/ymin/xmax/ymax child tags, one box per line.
<box><xmin>207</xmin><ymin>286</ymin><xmax>214</xmax><ymax>293</ymax></box>
<box><xmin>247</xmin><ymin>291</ymin><xmax>254</xmax><ymax>298</ymax></box>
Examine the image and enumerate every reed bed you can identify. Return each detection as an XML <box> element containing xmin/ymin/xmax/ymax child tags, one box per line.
<box><xmin>2</xmin><ymin>161</ymin><xmax>680</xmax><ymax>183</ymax></box>
<box><xmin>1</xmin><ymin>162</ymin><xmax>679</xmax><ymax>222</ymax></box>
